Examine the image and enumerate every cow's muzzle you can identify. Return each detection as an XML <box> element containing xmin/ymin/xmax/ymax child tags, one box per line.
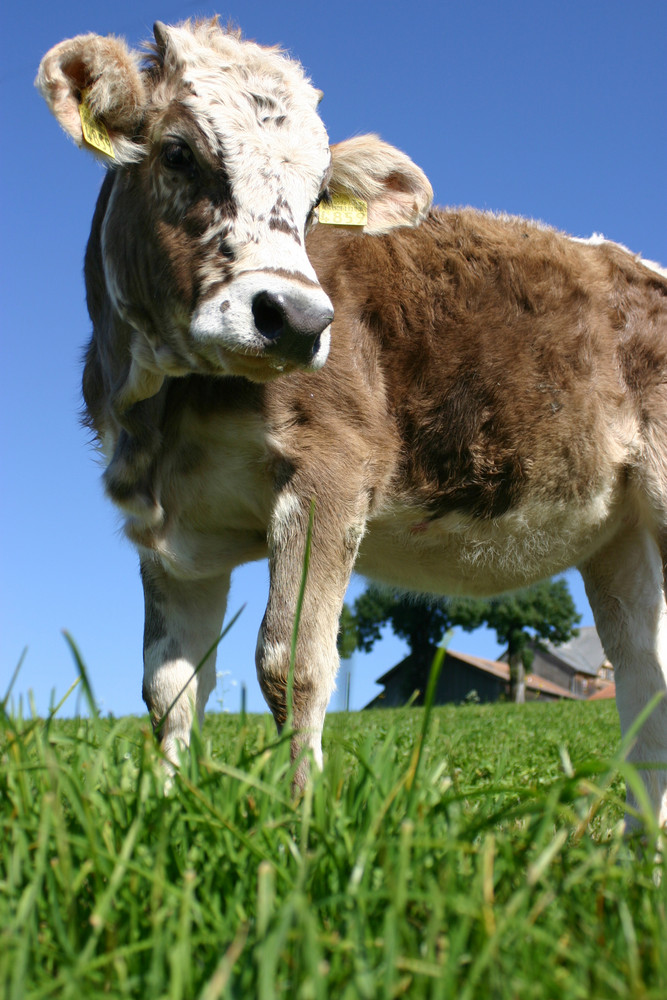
<box><xmin>252</xmin><ymin>290</ymin><xmax>334</xmax><ymax>366</ymax></box>
<box><xmin>190</xmin><ymin>272</ymin><xmax>334</xmax><ymax>377</ymax></box>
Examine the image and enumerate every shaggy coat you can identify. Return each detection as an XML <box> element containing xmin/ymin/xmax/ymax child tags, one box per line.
<box><xmin>37</xmin><ymin>19</ymin><xmax>667</xmax><ymax>827</ymax></box>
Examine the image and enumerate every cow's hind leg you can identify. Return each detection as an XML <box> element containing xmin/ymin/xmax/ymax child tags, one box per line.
<box><xmin>140</xmin><ymin>558</ymin><xmax>230</xmax><ymax>767</ymax></box>
<box><xmin>580</xmin><ymin>523</ymin><xmax>667</xmax><ymax>829</ymax></box>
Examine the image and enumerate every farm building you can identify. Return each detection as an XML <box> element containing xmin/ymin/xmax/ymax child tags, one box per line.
<box><xmin>364</xmin><ymin>648</ymin><xmax>576</xmax><ymax>708</ymax></box>
<box><xmin>514</xmin><ymin>626</ymin><xmax>614</xmax><ymax>698</ymax></box>
<box><xmin>365</xmin><ymin>628</ymin><xmax>613</xmax><ymax>708</ymax></box>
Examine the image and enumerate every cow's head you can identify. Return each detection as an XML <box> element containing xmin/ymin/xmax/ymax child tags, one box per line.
<box><xmin>37</xmin><ymin>19</ymin><xmax>432</xmax><ymax>392</ymax></box>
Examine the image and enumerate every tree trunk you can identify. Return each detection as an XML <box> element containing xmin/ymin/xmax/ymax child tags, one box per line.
<box><xmin>508</xmin><ymin>650</ymin><xmax>526</xmax><ymax>703</ymax></box>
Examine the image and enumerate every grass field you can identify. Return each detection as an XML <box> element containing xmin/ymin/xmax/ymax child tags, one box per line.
<box><xmin>2</xmin><ymin>687</ymin><xmax>666</xmax><ymax>999</ymax></box>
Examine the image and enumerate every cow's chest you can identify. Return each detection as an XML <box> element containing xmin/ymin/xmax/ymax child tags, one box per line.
<box><xmin>122</xmin><ymin>408</ymin><xmax>274</xmax><ymax>579</ymax></box>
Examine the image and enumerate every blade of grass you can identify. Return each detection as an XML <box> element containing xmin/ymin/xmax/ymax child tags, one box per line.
<box><xmin>1</xmin><ymin>647</ymin><xmax>28</xmax><ymax>711</ymax></box>
<box><xmin>62</xmin><ymin>631</ymin><xmax>99</xmax><ymax>720</ymax></box>
<box><xmin>405</xmin><ymin>632</ymin><xmax>451</xmax><ymax>811</ymax></box>
<box><xmin>198</xmin><ymin>922</ymin><xmax>249</xmax><ymax>1000</ymax></box>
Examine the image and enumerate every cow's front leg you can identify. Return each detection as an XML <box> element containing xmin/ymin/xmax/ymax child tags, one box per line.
<box><xmin>257</xmin><ymin>488</ymin><xmax>366</xmax><ymax>787</ymax></box>
<box><xmin>140</xmin><ymin>557</ymin><xmax>230</xmax><ymax>766</ymax></box>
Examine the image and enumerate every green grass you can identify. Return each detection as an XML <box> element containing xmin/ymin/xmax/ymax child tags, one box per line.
<box><xmin>1</xmin><ymin>694</ymin><xmax>666</xmax><ymax>999</ymax></box>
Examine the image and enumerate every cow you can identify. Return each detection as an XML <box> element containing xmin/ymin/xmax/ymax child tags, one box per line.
<box><xmin>37</xmin><ymin>18</ymin><xmax>667</xmax><ymax>828</ymax></box>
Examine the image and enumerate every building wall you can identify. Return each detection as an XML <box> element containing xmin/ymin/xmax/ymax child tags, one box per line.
<box><xmin>435</xmin><ymin>658</ymin><xmax>505</xmax><ymax>704</ymax></box>
<box><xmin>526</xmin><ymin>651</ymin><xmax>575</xmax><ymax>692</ymax></box>
<box><xmin>368</xmin><ymin>653</ymin><xmax>506</xmax><ymax>708</ymax></box>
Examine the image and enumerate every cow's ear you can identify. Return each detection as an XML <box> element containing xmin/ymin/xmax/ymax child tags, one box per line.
<box><xmin>328</xmin><ymin>135</ymin><xmax>433</xmax><ymax>235</ymax></box>
<box><xmin>36</xmin><ymin>33</ymin><xmax>146</xmax><ymax>164</ymax></box>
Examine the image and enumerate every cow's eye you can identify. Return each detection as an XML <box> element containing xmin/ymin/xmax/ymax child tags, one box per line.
<box><xmin>306</xmin><ymin>189</ymin><xmax>330</xmax><ymax>231</ymax></box>
<box><xmin>161</xmin><ymin>142</ymin><xmax>197</xmax><ymax>175</ymax></box>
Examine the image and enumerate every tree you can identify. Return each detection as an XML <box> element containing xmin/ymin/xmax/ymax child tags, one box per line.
<box><xmin>338</xmin><ymin>587</ymin><xmax>486</xmax><ymax>664</ymax></box>
<box><xmin>336</xmin><ymin>602</ymin><xmax>359</xmax><ymax>661</ymax></box>
<box><xmin>339</xmin><ymin>578</ymin><xmax>581</xmax><ymax>703</ymax></box>
<box><xmin>449</xmin><ymin>580</ymin><xmax>582</xmax><ymax>702</ymax></box>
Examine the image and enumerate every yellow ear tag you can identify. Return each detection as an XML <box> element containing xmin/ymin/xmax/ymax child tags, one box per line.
<box><xmin>318</xmin><ymin>193</ymin><xmax>367</xmax><ymax>227</ymax></box>
<box><xmin>79</xmin><ymin>91</ymin><xmax>115</xmax><ymax>158</ymax></box>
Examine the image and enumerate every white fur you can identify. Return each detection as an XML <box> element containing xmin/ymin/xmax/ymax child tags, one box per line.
<box><xmin>190</xmin><ymin>271</ymin><xmax>332</xmax><ymax>373</ymax></box>
<box><xmin>358</xmin><ymin>485</ymin><xmax>626</xmax><ymax>597</ymax></box>
<box><xmin>581</xmin><ymin>526</ymin><xmax>667</xmax><ymax>828</ymax></box>
<box><xmin>167</xmin><ymin>24</ymin><xmax>332</xmax><ymax>306</ymax></box>
<box><xmin>269</xmin><ymin>490</ymin><xmax>303</xmax><ymax>552</ymax></box>
<box><xmin>571</xmin><ymin>232</ymin><xmax>667</xmax><ymax>278</ymax></box>
<box><xmin>130</xmin><ymin>410</ymin><xmax>272</xmax><ymax>577</ymax></box>
<box><xmin>142</xmin><ymin>571</ymin><xmax>231</xmax><ymax>765</ymax></box>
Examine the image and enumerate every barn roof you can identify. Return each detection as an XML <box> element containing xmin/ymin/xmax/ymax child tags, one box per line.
<box><xmin>588</xmin><ymin>682</ymin><xmax>616</xmax><ymax>700</ymax></box>
<box><xmin>375</xmin><ymin>647</ymin><xmax>577</xmax><ymax>700</ymax></box>
<box><xmin>539</xmin><ymin>626</ymin><xmax>608</xmax><ymax>676</ymax></box>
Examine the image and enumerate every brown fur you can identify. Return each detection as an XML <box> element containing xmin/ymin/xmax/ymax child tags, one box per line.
<box><xmin>82</xmin><ymin>204</ymin><xmax>667</xmax><ymax>705</ymax></box>
<box><xmin>304</xmin><ymin>212</ymin><xmax>666</xmax><ymax>520</ymax></box>
<box><xmin>88</xmin><ymin>207</ymin><xmax>665</xmax><ymax>811</ymax></box>
<box><xmin>38</xmin><ymin>21</ymin><xmax>667</xmax><ymax>825</ymax></box>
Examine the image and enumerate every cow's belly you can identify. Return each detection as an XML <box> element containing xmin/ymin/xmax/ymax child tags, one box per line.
<box><xmin>356</xmin><ymin>482</ymin><xmax>627</xmax><ymax>597</ymax></box>
<box><xmin>123</xmin><ymin>402</ymin><xmax>629</xmax><ymax>592</ymax></box>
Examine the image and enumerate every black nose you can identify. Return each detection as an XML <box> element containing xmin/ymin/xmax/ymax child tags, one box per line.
<box><xmin>252</xmin><ymin>290</ymin><xmax>333</xmax><ymax>363</ymax></box>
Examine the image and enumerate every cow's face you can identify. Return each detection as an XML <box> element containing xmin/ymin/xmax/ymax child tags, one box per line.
<box><xmin>38</xmin><ymin>20</ymin><xmax>334</xmax><ymax>381</ymax></box>
<box><xmin>38</xmin><ymin>20</ymin><xmax>434</xmax><ymax>392</ymax></box>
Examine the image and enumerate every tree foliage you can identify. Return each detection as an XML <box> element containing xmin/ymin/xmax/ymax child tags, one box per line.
<box><xmin>338</xmin><ymin>577</ymin><xmax>581</xmax><ymax>702</ymax></box>
<box><xmin>342</xmin><ymin>589</ymin><xmax>484</xmax><ymax>657</ymax></box>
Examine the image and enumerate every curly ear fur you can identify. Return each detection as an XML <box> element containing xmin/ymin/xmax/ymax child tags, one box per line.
<box><xmin>36</xmin><ymin>33</ymin><xmax>146</xmax><ymax>163</ymax></box>
<box><xmin>329</xmin><ymin>134</ymin><xmax>433</xmax><ymax>234</ymax></box>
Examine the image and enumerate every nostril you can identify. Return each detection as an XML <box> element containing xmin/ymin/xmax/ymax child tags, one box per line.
<box><xmin>252</xmin><ymin>292</ymin><xmax>284</xmax><ymax>340</ymax></box>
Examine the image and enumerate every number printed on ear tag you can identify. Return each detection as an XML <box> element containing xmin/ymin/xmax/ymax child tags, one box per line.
<box><xmin>79</xmin><ymin>91</ymin><xmax>115</xmax><ymax>158</ymax></box>
<box><xmin>318</xmin><ymin>193</ymin><xmax>367</xmax><ymax>226</ymax></box>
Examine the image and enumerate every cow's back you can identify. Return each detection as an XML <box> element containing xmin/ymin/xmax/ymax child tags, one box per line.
<box><xmin>307</xmin><ymin>209</ymin><xmax>667</xmax><ymax>515</ymax></box>
<box><xmin>304</xmin><ymin>209</ymin><xmax>667</xmax><ymax>593</ymax></box>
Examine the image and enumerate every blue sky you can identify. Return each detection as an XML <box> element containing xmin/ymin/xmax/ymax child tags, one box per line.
<box><xmin>1</xmin><ymin>0</ymin><xmax>666</xmax><ymax>718</ymax></box>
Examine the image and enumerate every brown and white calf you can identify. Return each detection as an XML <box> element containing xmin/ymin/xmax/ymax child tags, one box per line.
<box><xmin>38</xmin><ymin>19</ymin><xmax>667</xmax><ymax>826</ymax></box>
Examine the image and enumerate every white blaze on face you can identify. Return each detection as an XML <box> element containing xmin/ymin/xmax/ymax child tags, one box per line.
<box><xmin>157</xmin><ymin>25</ymin><xmax>334</xmax><ymax>374</ymax></box>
